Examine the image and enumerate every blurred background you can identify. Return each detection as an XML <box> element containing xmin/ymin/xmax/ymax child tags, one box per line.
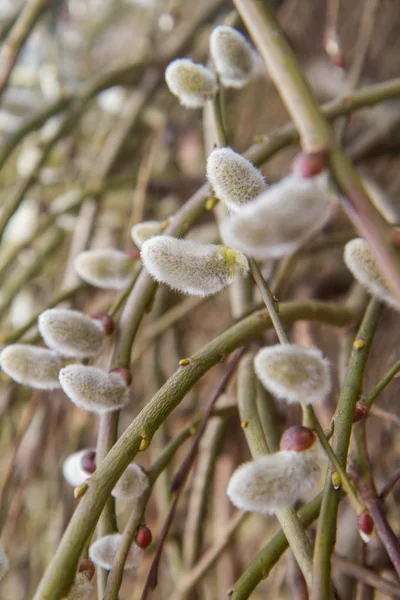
<box><xmin>0</xmin><ymin>1</ymin><xmax>400</xmax><ymax>598</ymax></box>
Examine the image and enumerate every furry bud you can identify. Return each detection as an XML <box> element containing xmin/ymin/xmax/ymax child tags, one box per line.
<box><xmin>206</xmin><ymin>147</ymin><xmax>266</xmax><ymax>211</ymax></box>
<box><xmin>74</xmin><ymin>249</ymin><xmax>135</xmax><ymax>290</ymax></box>
<box><xmin>165</xmin><ymin>58</ymin><xmax>218</xmax><ymax>108</ymax></box>
<box><xmin>227</xmin><ymin>447</ymin><xmax>321</xmax><ymax>515</ymax></box>
<box><xmin>62</xmin><ymin>450</ymin><xmax>96</xmax><ymax>487</ymax></box>
<box><xmin>221</xmin><ymin>174</ymin><xmax>334</xmax><ymax>258</ymax></box>
<box><xmin>59</xmin><ymin>365</ymin><xmax>130</xmax><ymax>413</ymax></box>
<box><xmin>135</xmin><ymin>525</ymin><xmax>152</xmax><ymax>549</ymax></box>
<box><xmin>131</xmin><ymin>221</ymin><xmax>162</xmax><ymax>249</ymax></box>
<box><xmin>38</xmin><ymin>309</ymin><xmax>104</xmax><ymax>358</ymax></box>
<box><xmin>0</xmin><ymin>545</ymin><xmax>8</xmax><ymax>582</ymax></box>
<box><xmin>89</xmin><ymin>534</ymin><xmax>142</xmax><ymax>570</ymax></box>
<box><xmin>111</xmin><ymin>463</ymin><xmax>149</xmax><ymax>500</ymax></box>
<box><xmin>280</xmin><ymin>426</ymin><xmax>316</xmax><ymax>452</ymax></box>
<box><xmin>141</xmin><ymin>236</ymin><xmax>249</xmax><ymax>297</ymax></box>
<box><xmin>210</xmin><ymin>25</ymin><xmax>255</xmax><ymax>88</ymax></box>
<box><xmin>344</xmin><ymin>238</ymin><xmax>400</xmax><ymax>310</ymax></box>
<box><xmin>0</xmin><ymin>344</ymin><xmax>63</xmax><ymax>389</ymax></box>
<box><xmin>358</xmin><ymin>510</ymin><xmax>374</xmax><ymax>543</ymax></box>
<box><xmin>62</xmin><ymin>572</ymin><xmax>93</xmax><ymax>600</ymax></box>
<box><xmin>254</xmin><ymin>345</ymin><xmax>331</xmax><ymax>405</ymax></box>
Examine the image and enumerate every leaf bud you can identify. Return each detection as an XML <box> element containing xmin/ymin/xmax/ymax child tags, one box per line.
<box><xmin>254</xmin><ymin>344</ymin><xmax>331</xmax><ymax>405</ymax></box>
<box><xmin>279</xmin><ymin>426</ymin><xmax>316</xmax><ymax>452</ymax></box>
<box><xmin>358</xmin><ymin>510</ymin><xmax>374</xmax><ymax>543</ymax></box>
<box><xmin>165</xmin><ymin>58</ymin><xmax>218</xmax><ymax>108</ymax></box>
<box><xmin>210</xmin><ymin>25</ymin><xmax>256</xmax><ymax>89</ymax></box>
<box><xmin>135</xmin><ymin>525</ymin><xmax>152</xmax><ymax>549</ymax></box>
<box><xmin>88</xmin><ymin>312</ymin><xmax>115</xmax><ymax>336</ymax></box>
<box><xmin>141</xmin><ymin>236</ymin><xmax>248</xmax><ymax>297</ymax></box>
<box><xmin>74</xmin><ymin>248</ymin><xmax>135</xmax><ymax>290</ymax></box>
<box><xmin>353</xmin><ymin>403</ymin><xmax>368</xmax><ymax>423</ymax></box>
<box><xmin>292</xmin><ymin>151</ymin><xmax>327</xmax><ymax>178</ymax></box>
<box><xmin>0</xmin><ymin>344</ymin><xmax>63</xmax><ymax>390</ymax></box>
<box><xmin>59</xmin><ymin>365</ymin><xmax>130</xmax><ymax>413</ymax></box>
<box><xmin>206</xmin><ymin>147</ymin><xmax>266</xmax><ymax>211</ymax></box>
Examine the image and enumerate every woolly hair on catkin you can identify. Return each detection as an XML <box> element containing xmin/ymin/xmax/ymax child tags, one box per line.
<box><xmin>74</xmin><ymin>248</ymin><xmax>134</xmax><ymax>290</ymax></box>
<box><xmin>0</xmin><ymin>344</ymin><xmax>64</xmax><ymax>390</ymax></box>
<box><xmin>0</xmin><ymin>545</ymin><xmax>8</xmax><ymax>582</ymax></box>
<box><xmin>59</xmin><ymin>365</ymin><xmax>129</xmax><ymax>413</ymax></box>
<box><xmin>62</xmin><ymin>572</ymin><xmax>93</xmax><ymax>600</ymax></box>
<box><xmin>227</xmin><ymin>446</ymin><xmax>321</xmax><ymax>515</ymax></box>
<box><xmin>140</xmin><ymin>236</ymin><xmax>249</xmax><ymax>297</ymax></box>
<box><xmin>89</xmin><ymin>534</ymin><xmax>142</xmax><ymax>570</ymax></box>
<box><xmin>254</xmin><ymin>345</ymin><xmax>331</xmax><ymax>405</ymax></box>
<box><xmin>344</xmin><ymin>238</ymin><xmax>400</xmax><ymax>310</ymax></box>
<box><xmin>206</xmin><ymin>147</ymin><xmax>266</xmax><ymax>211</ymax></box>
<box><xmin>210</xmin><ymin>25</ymin><xmax>255</xmax><ymax>88</ymax></box>
<box><xmin>131</xmin><ymin>220</ymin><xmax>162</xmax><ymax>249</ymax></box>
<box><xmin>62</xmin><ymin>450</ymin><xmax>95</xmax><ymax>487</ymax></box>
<box><xmin>112</xmin><ymin>463</ymin><xmax>149</xmax><ymax>500</ymax></box>
<box><xmin>220</xmin><ymin>174</ymin><xmax>334</xmax><ymax>258</ymax></box>
<box><xmin>165</xmin><ymin>58</ymin><xmax>218</xmax><ymax>108</ymax></box>
<box><xmin>38</xmin><ymin>309</ymin><xmax>104</xmax><ymax>358</ymax></box>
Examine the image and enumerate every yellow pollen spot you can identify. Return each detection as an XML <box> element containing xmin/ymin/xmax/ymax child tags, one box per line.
<box><xmin>179</xmin><ymin>358</ymin><xmax>190</xmax><ymax>366</ymax></box>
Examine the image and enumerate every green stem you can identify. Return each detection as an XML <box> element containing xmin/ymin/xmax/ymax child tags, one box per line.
<box><xmin>311</xmin><ymin>299</ymin><xmax>382</xmax><ymax>600</ymax></box>
<box><xmin>32</xmin><ymin>299</ymin><xmax>354</xmax><ymax>599</ymax></box>
<box><xmin>362</xmin><ymin>357</ymin><xmax>400</xmax><ymax>410</ymax></box>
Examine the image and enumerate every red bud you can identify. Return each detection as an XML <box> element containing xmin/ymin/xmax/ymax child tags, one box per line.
<box><xmin>358</xmin><ymin>510</ymin><xmax>374</xmax><ymax>543</ymax></box>
<box><xmin>89</xmin><ymin>312</ymin><xmax>115</xmax><ymax>336</ymax></box>
<box><xmin>81</xmin><ymin>450</ymin><xmax>96</xmax><ymax>474</ymax></box>
<box><xmin>292</xmin><ymin>152</ymin><xmax>327</xmax><ymax>179</ymax></box>
<box><xmin>353</xmin><ymin>403</ymin><xmax>368</xmax><ymax>423</ymax></box>
<box><xmin>78</xmin><ymin>557</ymin><xmax>95</xmax><ymax>581</ymax></box>
<box><xmin>109</xmin><ymin>368</ymin><xmax>132</xmax><ymax>386</ymax></box>
<box><xmin>135</xmin><ymin>525</ymin><xmax>152</xmax><ymax>549</ymax></box>
<box><xmin>279</xmin><ymin>426</ymin><xmax>316</xmax><ymax>452</ymax></box>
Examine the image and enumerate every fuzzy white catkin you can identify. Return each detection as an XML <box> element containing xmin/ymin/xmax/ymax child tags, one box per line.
<box><xmin>221</xmin><ymin>174</ymin><xmax>334</xmax><ymax>258</ymax></box>
<box><xmin>206</xmin><ymin>147</ymin><xmax>266</xmax><ymax>211</ymax></box>
<box><xmin>74</xmin><ymin>248</ymin><xmax>134</xmax><ymax>290</ymax></box>
<box><xmin>254</xmin><ymin>345</ymin><xmax>331</xmax><ymax>405</ymax></box>
<box><xmin>89</xmin><ymin>534</ymin><xmax>142</xmax><ymax>570</ymax></box>
<box><xmin>3</xmin><ymin>198</ymin><xmax>39</xmax><ymax>244</ymax></box>
<box><xmin>344</xmin><ymin>238</ymin><xmax>400</xmax><ymax>310</ymax></box>
<box><xmin>227</xmin><ymin>447</ymin><xmax>321</xmax><ymax>515</ymax></box>
<box><xmin>0</xmin><ymin>545</ymin><xmax>8</xmax><ymax>582</ymax></box>
<box><xmin>59</xmin><ymin>365</ymin><xmax>129</xmax><ymax>413</ymax></box>
<box><xmin>131</xmin><ymin>220</ymin><xmax>162</xmax><ymax>249</ymax></box>
<box><xmin>165</xmin><ymin>58</ymin><xmax>218</xmax><ymax>108</ymax></box>
<box><xmin>62</xmin><ymin>450</ymin><xmax>94</xmax><ymax>487</ymax></box>
<box><xmin>210</xmin><ymin>25</ymin><xmax>255</xmax><ymax>88</ymax></box>
<box><xmin>0</xmin><ymin>344</ymin><xmax>63</xmax><ymax>390</ymax></box>
<box><xmin>112</xmin><ymin>463</ymin><xmax>149</xmax><ymax>500</ymax></box>
<box><xmin>62</xmin><ymin>573</ymin><xmax>93</xmax><ymax>600</ymax></box>
<box><xmin>38</xmin><ymin>309</ymin><xmax>104</xmax><ymax>358</ymax></box>
<box><xmin>141</xmin><ymin>236</ymin><xmax>249</xmax><ymax>297</ymax></box>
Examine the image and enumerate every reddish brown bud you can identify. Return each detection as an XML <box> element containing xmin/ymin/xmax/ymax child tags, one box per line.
<box><xmin>109</xmin><ymin>367</ymin><xmax>132</xmax><ymax>387</ymax></box>
<box><xmin>89</xmin><ymin>312</ymin><xmax>115</xmax><ymax>336</ymax></box>
<box><xmin>78</xmin><ymin>557</ymin><xmax>95</xmax><ymax>581</ymax></box>
<box><xmin>135</xmin><ymin>525</ymin><xmax>152</xmax><ymax>549</ymax></box>
<box><xmin>279</xmin><ymin>426</ymin><xmax>316</xmax><ymax>453</ymax></box>
<box><xmin>353</xmin><ymin>403</ymin><xmax>368</xmax><ymax>423</ymax></box>
<box><xmin>126</xmin><ymin>247</ymin><xmax>140</xmax><ymax>260</ymax></box>
<box><xmin>292</xmin><ymin>152</ymin><xmax>327</xmax><ymax>179</ymax></box>
<box><xmin>81</xmin><ymin>450</ymin><xmax>96</xmax><ymax>475</ymax></box>
<box><xmin>358</xmin><ymin>510</ymin><xmax>374</xmax><ymax>543</ymax></box>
